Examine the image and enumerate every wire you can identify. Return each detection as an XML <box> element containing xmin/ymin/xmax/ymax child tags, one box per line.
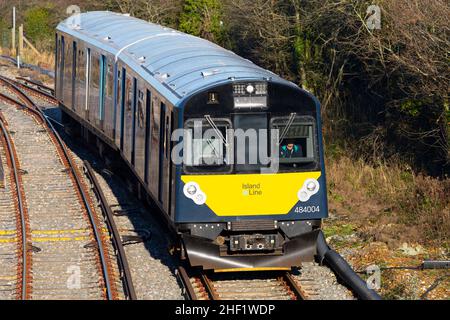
<box><xmin>420</xmin><ymin>274</ymin><xmax>450</xmax><ymax>300</ymax></box>
<box><xmin>355</xmin><ymin>266</ymin><xmax>421</xmax><ymax>273</ymax></box>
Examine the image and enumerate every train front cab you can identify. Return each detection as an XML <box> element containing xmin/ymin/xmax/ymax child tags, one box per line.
<box><xmin>175</xmin><ymin>81</ymin><xmax>329</xmax><ymax>271</ymax></box>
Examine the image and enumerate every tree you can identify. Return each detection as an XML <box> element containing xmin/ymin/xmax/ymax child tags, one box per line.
<box><xmin>179</xmin><ymin>0</ymin><xmax>225</xmax><ymax>43</ymax></box>
<box><xmin>105</xmin><ymin>0</ymin><xmax>181</xmax><ymax>28</ymax></box>
<box><xmin>23</xmin><ymin>6</ymin><xmax>54</xmax><ymax>49</ymax></box>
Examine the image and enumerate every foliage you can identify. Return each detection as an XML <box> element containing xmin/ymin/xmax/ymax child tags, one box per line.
<box><xmin>179</xmin><ymin>0</ymin><xmax>225</xmax><ymax>43</ymax></box>
<box><xmin>23</xmin><ymin>6</ymin><xmax>53</xmax><ymax>44</ymax></box>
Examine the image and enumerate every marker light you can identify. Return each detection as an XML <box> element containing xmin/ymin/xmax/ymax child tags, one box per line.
<box><xmin>298</xmin><ymin>191</ymin><xmax>309</xmax><ymax>202</ymax></box>
<box><xmin>193</xmin><ymin>192</ymin><xmax>206</xmax><ymax>205</ymax></box>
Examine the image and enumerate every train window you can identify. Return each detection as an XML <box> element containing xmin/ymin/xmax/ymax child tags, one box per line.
<box><xmin>165</xmin><ymin>114</ymin><xmax>170</xmax><ymax>159</ymax></box>
<box><xmin>271</xmin><ymin>116</ymin><xmax>316</xmax><ymax>168</ymax></box>
<box><xmin>184</xmin><ymin>118</ymin><xmax>232</xmax><ymax>173</ymax></box>
<box><xmin>77</xmin><ymin>50</ymin><xmax>84</xmax><ymax>81</ymax></box>
<box><xmin>92</xmin><ymin>55</ymin><xmax>100</xmax><ymax>89</ymax></box>
<box><xmin>126</xmin><ymin>77</ymin><xmax>133</xmax><ymax>113</ymax></box>
<box><xmin>137</xmin><ymin>90</ymin><xmax>144</xmax><ymax>128</ymax></box>
<box><xmin>106</xmin><ymin>63</ymin><xmax>113</xmax><ymax>98</ymax></box>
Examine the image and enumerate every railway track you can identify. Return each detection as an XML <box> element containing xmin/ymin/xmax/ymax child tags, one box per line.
<box><xmin>0</xmin><ymin>75</ymin><xmax>135</xmax><ymax>300</ymax></box>
<box><xmin>177</xmin><ymin>267</ymin><xmax>320</xmax><ymax>300</ymax></box>
<box><xmin>0</xmin><ymin>111</ymin><xmax>30</xmax><ymax>299</ymax></box>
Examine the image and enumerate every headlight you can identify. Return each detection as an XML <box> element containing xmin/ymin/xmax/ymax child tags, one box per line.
<box><xmin>306</xmin><ymin>181</ymin><xmax>316</xmax><ymax>192</ymax></box>
<box><xmin>297</xmin><ymin>178</ymin><xmax>320</xmax><ymax>202</ymax></box>
<box><xmin>186</xmin><ymin>184</ymin><xmax>197</xmax><ymax>195</ymax></box>
<box><xmin>183</xmin><ymin>182</ymin><xmax>206</xmax><ymax>205</ymax></box>
<box><xmin>246</xmin><ymin>84</ymin><xmax>255</xmax><ymax>94</ymax></box>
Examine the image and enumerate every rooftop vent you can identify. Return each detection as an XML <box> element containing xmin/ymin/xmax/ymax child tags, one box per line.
<box><xmin>138</xmin><ymin>56</ymin><xmax>146</xmax><ymax>63</ymax></box>
<box><xmin>201</xmin><ymin>69</ymin><xmax>220</xmax><ymax>77</ymax></box>
<box><xmin>155</xmin><ymin>72</ymin><xmax>170</xmax><ymax>82</ymax></box>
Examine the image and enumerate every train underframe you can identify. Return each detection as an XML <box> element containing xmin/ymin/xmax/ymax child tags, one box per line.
<box><xmin>178</xmin><ymin>219</ymin><xmax>322</xmax><ymax>270</ymax></box>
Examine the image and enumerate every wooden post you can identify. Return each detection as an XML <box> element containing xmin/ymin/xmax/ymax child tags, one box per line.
<box><xmin>18</xmin><ymin>24</ymin><xmax>24</xmax><ymax>56</ymax></box>
<box><xmin>23</xmin><ymin>36</ymin><xmax>42</xmax><ymax>56</ymax></box>
<box><xmin>11</xmin><ymin>7</ymin><xmax>16</xmax><ymax>55</ymax></box>
<box><xmin>11</xmin><ymin>28</ymin><xmax>15</xmax><ymax>55</ymax></box>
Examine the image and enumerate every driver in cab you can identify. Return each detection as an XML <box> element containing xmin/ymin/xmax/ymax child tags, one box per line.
<box><xmin>280</xmin><ymin>139</ymin><xmax>303</xmax><ymax>158</ymax></box>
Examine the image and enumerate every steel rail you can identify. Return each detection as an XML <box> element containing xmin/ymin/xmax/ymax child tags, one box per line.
<box><xmin>177</xmin><ymin>266</ymin><xmax>198</xmax><ymax>300</ymax></box>
<box><xmin>13</xmin><ymin>80</ymin><xmax>57</xmax><ymax>104</ymax></box>
<box><xmin>200</xmin><ymin>273</ymin><xmax>220</xmax><ymax>300</ymax></box>
<box><xmin>4</xmin><ymin>77</ymin><xmax>57</xmax><ymax>105</ymax></box>
<box><xmin>0</xmin><ymin>76</ymin><xmax>115</xmax><ymax>300</ymax></box>
<box><xmin>15</xmin><ymin>76</ymin><xmax>54</xmax><ymax>95</ymax></box>
<box><xmin>283</xmin><ymin>272</ymin><xmax>308</xmax><ymax>300</ymax></box>
<box><xmin>83</xmin><ymin>161</ymin><xmax>137</xmax><ymax>300</ymax></box>
<box><xmin>0</xmin><ymin>112</ymin><xmax>29</xmax><ymax>300</ymax></box>
<box><xmin>177</xmin><ymin>266</ymin><xmax>310</xmax><ymax>300</ymax></box>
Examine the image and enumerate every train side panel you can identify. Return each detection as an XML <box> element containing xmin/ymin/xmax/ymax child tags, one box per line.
<box><xmin>55</xmin><ymin>31</ymin><xmax>176</xmax><ymax>219</ymax></box>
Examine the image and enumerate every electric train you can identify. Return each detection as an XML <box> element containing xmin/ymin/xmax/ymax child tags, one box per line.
<box><xmin>55</xmin><ymin>11</ymin><xmax>328</xmax><ymax>271</ymax></box>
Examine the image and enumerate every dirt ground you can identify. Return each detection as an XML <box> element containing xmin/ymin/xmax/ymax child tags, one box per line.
<box><xmin>325</xmin><ymin>182</ymin><xmax>449</xmax><ymax>299</ymax></box>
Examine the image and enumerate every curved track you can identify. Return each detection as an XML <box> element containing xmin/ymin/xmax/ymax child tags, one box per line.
<box><xmin>0</xmin><ymin>75</ymin><xmax>134</xmax><ymax>299</ymax></box>
<box><xmin>0</xmin><ymin>112</ymin><xmax>30</xmax><ymax>299</ymax></box>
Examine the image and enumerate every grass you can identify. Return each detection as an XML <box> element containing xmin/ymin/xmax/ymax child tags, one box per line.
<box><xmin>0</xmin><ymin>46</ymin><xmax>54</xmax><ymax>70</ymax></box>
<box><xmin>326</xmin><ymin>154</ymin><xmax>449</xmax><ymax>245</ymax></box>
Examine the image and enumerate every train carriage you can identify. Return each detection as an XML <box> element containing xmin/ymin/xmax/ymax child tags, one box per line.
<box><xmin>55</xmin><ymin>11</ymin><xmax>328</xmax><ymax>271</ymax></box>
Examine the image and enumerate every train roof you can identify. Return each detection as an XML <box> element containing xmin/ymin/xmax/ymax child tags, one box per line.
<box><xmin>57</xmin><ymin>11</ymin><xmax>300</xmax><ymax>106</ymax></box>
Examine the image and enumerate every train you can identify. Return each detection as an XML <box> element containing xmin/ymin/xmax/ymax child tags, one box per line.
<box><xmin>55</xmin><ymin>11</ymin><xmax>329</xmax><ymax>271</ymax></box>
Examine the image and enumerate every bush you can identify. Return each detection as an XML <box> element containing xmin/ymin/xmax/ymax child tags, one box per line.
<box><xmin>179</xmin><ymin>0</ymin><xmax>225</xmax><ymax>43</ymax></box>
<box><xmin>24</xmin><ymin>6</ymin><xmax>53</xmax><ymax>49</ymax></box>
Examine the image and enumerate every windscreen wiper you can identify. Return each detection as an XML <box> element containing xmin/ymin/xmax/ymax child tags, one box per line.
<box><xmin>278</xmin><ymin>112</ymin><xmax>297</xmax><ymax>144</ymax></box>
<box><xmin>204</xmin><ymin>115</ymin><xmax>228</xmax><ymax>147</ymax></box>
<box><xmin>205</xmin><ymin>139</ymin><xmax>220</xmax><ymax>158</ymax></box>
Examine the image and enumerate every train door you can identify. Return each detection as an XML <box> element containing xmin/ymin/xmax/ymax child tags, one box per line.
<box><xmin>119</xmin><ymin>68</ymin><xmax>127</xmax><ymax>151</ymax></box>
<box><xmin>58</xmin><ymin>36</ymin><xmax>65</xmax><ymax>100</ymax></box>
<box><xmin>55</xmin><ymin>34</ymin><xmax>60</xmax><ymax>99</ymax></box>
<box><xmin>64</xmin><ymin>39</ymin><xmax>72</xmax><ymax>107</ymax></box>
<box><xmin>123</xmin><ymin>75</ymin><xmax>135</xmax><ymax>164</ymax></box>
<box><xmin>158</xmin><ymin>103</ymin><xmax>166</xmax><ymax>203</ymax></box>
<box><xmin>85</xmin><ymin>48</ymin><xmax>91</xmax><ymax>120</ymax></box>
<box><xmin>149</xmin><ymin>96</ymin><xmax>160</xmax><ymax>197</ymax></box>
<box><xmin>144</xmin><ymin>89</ymin><xmax>152</xmax><ymax>184</ymax></box>
<box><xmin>89</xmin><ymin>53</ymin><xmax>100</xmax><ymax>125</ymax></box>
<box><xmin>134</xmin><ymin>85</ymin><xmax>146</xmax><ymax>179</ymax></box>
<box><xmin>159</xmin><ymin>103</ymin><xmax>172</xmax><ymax>212</ymax></box>
<box><xmin>55</xmin><ymin>34</ymin><xmax>58</xmax><ymax>96</ymax></box>
<box><xmin>71</xmin><ymin>41</ymin><xmax>77</xmax><ymax>110</ymax></box>
<box><xmin>76</xmin><ymin>46</ymin><xmax>85</xmax><ymax>116</ymax></box>
<box><xmin>169</xmin><ymin>111</ymin><xmax>176</xmax><ymax>218</ymax></box>
<box><xmin>104</xmin><ymin>60</ymin><xmax>114</xmax><ymax>139</ymax></box>
<box><xmin>98</xmin><ymin>55</ymin><xmax>106</xmax><ymax>131</ymax></box>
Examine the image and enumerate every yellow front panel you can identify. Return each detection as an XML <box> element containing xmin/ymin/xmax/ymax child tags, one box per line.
<box><xmin>181</xmin><ymin>172</ymin><xmax>321</xmax><ymax>216</ymax></box>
